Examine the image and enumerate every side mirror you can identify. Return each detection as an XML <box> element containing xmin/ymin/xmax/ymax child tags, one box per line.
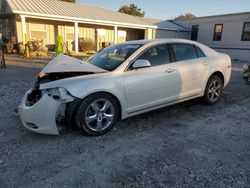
<box><xmin>132</xmin><ymin>59</ymin><xmax>151</xmax><ymax>69</ymax></box>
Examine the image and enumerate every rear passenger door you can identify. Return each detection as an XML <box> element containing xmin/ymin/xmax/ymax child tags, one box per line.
<box><xmin>169</xmin><ymin>43</ymin><xmax>208</xmax><ymax>98</ymax></box>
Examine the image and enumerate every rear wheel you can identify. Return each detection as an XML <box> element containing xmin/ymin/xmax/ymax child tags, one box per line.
<box><xmin>75</xmin><ymin>93</ymin><xmax>119</xmax><ymax>136</ymax></box>
<box><xmin>203</xmin><ymin>75</ymin><xmax>223</xmax><ymax>104</ymax></box>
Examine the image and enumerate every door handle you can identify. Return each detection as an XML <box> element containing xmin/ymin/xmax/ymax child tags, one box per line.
<box><xmin>202</xmin><ymin>62</ymin><xmax>209</xmax><ymax>66</ymax></box>
<box><xmin>165</xmin><ymin>68</ymin><xmax>176</xmax><ymax>73</ymax></box>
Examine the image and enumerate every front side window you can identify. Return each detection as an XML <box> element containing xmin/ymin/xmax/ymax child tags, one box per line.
<box><xmin>171</xmin><ymin>43</ymin><xmax>198</xmax><ymax>61</ymax></box>
<box><xmin>213</xmin><ymin>24</ymin><xmax>223</xmax><ymax>41</ymax></box>
<box><xmin>136</xmin><ymin>44</ymin><xmax>171</xmax><ymax>67</ymax></box>
<box><xmin>242</xmin><ymin>22</ymin><xmax>250</xmax><ymax>41</ymax></box>
<box><xmin>87</xmin><ymin>44</ymin><xmax>141</xmax><ymax>71</ymax></box>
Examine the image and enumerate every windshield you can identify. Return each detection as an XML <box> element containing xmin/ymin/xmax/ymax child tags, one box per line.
<box><xmin>86</xmin><ymin>44</ymin><xmax>142</xmax><ymax>71</ymax></box>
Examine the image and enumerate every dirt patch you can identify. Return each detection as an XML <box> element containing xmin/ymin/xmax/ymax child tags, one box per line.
<box><xmin>0</xmin><ymin>61</ymin><xmax>249</xmax><ymax>187</ymax></box>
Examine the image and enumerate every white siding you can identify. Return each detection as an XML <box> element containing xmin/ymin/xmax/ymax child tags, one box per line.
<box><xmin>174</xmin><ymin>13</ymin><xmax>250</xmax><ymax>61</ymax></box>
<box><xmin>156</xmin><ymin>29</ymin><xmax>190</xmax><ymax>39</ymax></box>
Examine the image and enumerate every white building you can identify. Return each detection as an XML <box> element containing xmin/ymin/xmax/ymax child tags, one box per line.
<box><xmin>1</xmin><ymin>0</ymin><xmax>248</xmax><ymax>61</ymax></box>
<box><xmin>142</xmin><ymin>18</ymin><xmax>190</xmax><ymax>39</ymax></box>
<box><xmin>171</xmin><ymin>12</ymin><xmax>250</xmax><ymax>61</ymax></box>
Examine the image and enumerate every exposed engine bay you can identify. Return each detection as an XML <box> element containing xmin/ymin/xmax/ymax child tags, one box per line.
<box><xmin>26</xmin><ymin>72</ymin><xmax>93</xmax><ymax>107</ymax></box>
<box><xmin>36</xmin><ymin>72</ymin><xmax>94</xmax><ymax>85</ymax></box>
<box><xmin>26</xmin><ymin>54</ymin><xmax>107</xmax><ymax>106</ymax></box>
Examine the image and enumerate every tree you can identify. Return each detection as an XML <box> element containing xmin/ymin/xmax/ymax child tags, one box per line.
<box><xmin>175</xmin><ymin>13</ymin><xmax>196</xmax><ymax>19</ymax></box>
<box><xmin>118</xmin><ymin>4</ymin><xmax>145</xmax><ymax>17</ymax></box>
<box><xmin>58</xmin><ymin>0</ymin><xmax>76</xmax><ymax>2</ymax></box>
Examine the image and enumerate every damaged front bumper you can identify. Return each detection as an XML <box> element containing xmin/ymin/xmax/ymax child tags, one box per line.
<box><xmin>18</xmin><ymin>88</ymin><xmax>74</xmax><ymax>135</ymax></box>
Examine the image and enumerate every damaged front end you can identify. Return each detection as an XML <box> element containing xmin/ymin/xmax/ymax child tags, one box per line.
<box><xmin>18</xmin><ymin>86</ymin><xmax>75</xmax><ymax>135</ymax></box>
<box><xmin>18</xmin><ymin>54</ymin><xmax>107</xmax><ymax>135</ymax></box>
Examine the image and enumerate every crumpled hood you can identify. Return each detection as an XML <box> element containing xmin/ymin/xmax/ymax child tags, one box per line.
<box><xmin>40</xmin><ymin>54</ymin><xmax>107</xmax><ymax>74</ymax></box>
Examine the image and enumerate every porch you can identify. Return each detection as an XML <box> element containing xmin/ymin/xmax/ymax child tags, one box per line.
<box><xmin>14</xmin><ymin>15</ymin><xmax>155</xmax><ymax>54</ymax></box>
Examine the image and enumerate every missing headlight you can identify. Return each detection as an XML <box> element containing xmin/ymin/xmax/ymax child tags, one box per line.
<box><xmin>44</xmin><ymin>88</ymin><xmax>75</xmax><ymax>103</ymax></box>
<box><xmin>26</xmin><ymin>88</ymin><xmax>42</xmax><ymax>106</ymax></box>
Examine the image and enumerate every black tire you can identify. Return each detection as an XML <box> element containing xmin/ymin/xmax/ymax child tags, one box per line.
<box><xmin>75</xmin><ymin>93</ymin><xmax>119</xmax><ymax>136</ymax></box>
<box><xmin>203</xmin><ymin>75</ymin><xmax>223</xmax><ymax>105</ymax></box>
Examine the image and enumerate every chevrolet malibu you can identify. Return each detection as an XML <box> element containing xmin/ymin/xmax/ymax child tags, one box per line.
<box><xmin>18</xmin><ymin>39</ymin><xmax>231</xmax><ymax>136</ymax></box>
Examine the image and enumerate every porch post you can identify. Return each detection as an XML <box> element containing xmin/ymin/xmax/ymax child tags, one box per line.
<box><xmin>145</xmin><ymin>28</ymin><xmax>153</xmax><ymax>40</ymax></box>
<box><xmin>152</xmin><ymin>28</ymin><xmax>156</xmax><ymax>39</ymax></box>
<box><xmin>144</xmin><ymin>28</ymin><xmax>148</xmax><ymax>39</ymax></box>
<box><xmin>114</xmin><ymin>25</ymin><xmax>118</xmax><ymax>44</ymax></box>
<box><xmin>20</xmin><ymin>15</ymin><xmax>26</xmax><ymax>44</ymax></box>
<box><xmin>74</xmin><ymin>21</ymin><xmax>79</xmax><ymax>53</ymax></box>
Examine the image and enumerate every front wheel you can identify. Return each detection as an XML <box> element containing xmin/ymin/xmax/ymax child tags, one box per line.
<box><xmin>203</xmin><ymin>75</ymin><xmax>223</xmax><ymax>104</ymax></box>
<box><xmin>75</xmin><ymin>93</ymin><xmax>119</xmax><ymax>136</ymax></box>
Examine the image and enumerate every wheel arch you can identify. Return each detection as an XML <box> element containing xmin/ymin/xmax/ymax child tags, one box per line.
<box><xmin>202</xmin><ymin>71</ymin><xmax>225</xmax><ymax>96</ymax></box>
<box><xmin>81</xmin><ymin>91</ymin><xmax>123</xmax><ymax>120</ymax></box>
<box><xmin>210</xmin><ymin>71</ymin><xmax>225</xmax><ymax>86</ymax></box>
<box><xmin>202</xmin><ymin>71</ymin><xmax>225</xmax><ymax>104</ymax></box>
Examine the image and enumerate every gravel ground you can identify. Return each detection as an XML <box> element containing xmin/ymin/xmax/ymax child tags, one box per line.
<box><xmin>0</xmin><ymin>62</ymin><xmax>249</xmax><ymax>188</ymax></box>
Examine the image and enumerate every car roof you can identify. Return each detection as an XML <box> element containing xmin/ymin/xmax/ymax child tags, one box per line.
<box><xmin>122</xmin><ymin>38</ymin><xmax>200</xmax><ymax>46</ymax></box>
<box><xmin>122</xmin><ymin>38</ymin><xmax>218</xmax><ymax>57</ymax></box>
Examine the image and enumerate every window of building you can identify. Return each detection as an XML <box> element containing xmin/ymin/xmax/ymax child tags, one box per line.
<box><xmin>64</xmin><ymin>26</ymin><xmax>75</xmax><ymax>51</ymax></box>
<box><xmin>118</xmin><ymin>30</ymin><xmax>127</xmax><ymax>43</ymax></box>
<box><xmin>171</xmin><ymin>43</ymin><xmax>198</xmax><ymax>61</ymax></box>
<box><xmin>191</xmin><ymin>25</ymin><xmax>199</xmax><ymax>41</ymax></box>
<box><xmin>65</xmin><ymin>26</ymin><xmax>74</xmax><ymax>41</ymax></box>
<box><xmin>213</xmin><ymin>24</ymin><xmax>223</xmax><ymax>41</ymax></box>
<box><xmin>242</xmin><ymin>22</ymin><xmax>250</xmax><ymax>41</ymax></box>
<box><xmin>30</xmin><ymin>23</ymin><xmax>46</xmax><ymax>41</ymax></box>
<box><xmin>137</xmin><ymin>44</ymin><xmax>171</xmax><ymax>67</ymax></box>
<box><xmin>0</xmin><ymin>0</ymin><xmax>7</xmax><ymax>13</ymax></box>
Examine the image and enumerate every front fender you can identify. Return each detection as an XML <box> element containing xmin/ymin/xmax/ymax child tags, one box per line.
<box><xmin>40</xmin><ymin>73</ymin><xmax>127</xmax><ymax>119</ymax></box>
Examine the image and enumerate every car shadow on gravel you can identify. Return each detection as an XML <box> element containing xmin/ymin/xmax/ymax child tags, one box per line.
<box><xmin>114</xmin><ymin>98</ymin><xmax>213</xmax><ymax>130</ymax></box>
<box><xmin>23</xmin><ymin>91</ymin><xmax>246</xmax><ymax>139</ymax></box>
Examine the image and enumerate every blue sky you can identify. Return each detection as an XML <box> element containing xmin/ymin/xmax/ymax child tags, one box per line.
<box><xmin>77</xmin><ymin>0</ymin><xmax>250</xmax><ymax>19</ymax></box>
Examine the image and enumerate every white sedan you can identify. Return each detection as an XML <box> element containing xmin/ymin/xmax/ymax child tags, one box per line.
<box><xmin>18</xmin><ymin>39</ymin><xmax>231</xmax><ymax>136</ymax></box>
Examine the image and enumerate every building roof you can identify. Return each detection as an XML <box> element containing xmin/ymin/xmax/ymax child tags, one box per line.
<box><xmin>4</xmin><ymin>0</ymin><xmax>187</xmax><ymax>31</ymax></box>
<box><xmin>140</xmin><ymin>17</ymin><xmax>163</xmax><ymax>25</ymax></box>
<box><xmin>172</xmin><ymin>11</ymin><xmax>250</xmax><ymax>21</ymax></box>
<box><xmin>5</xmin><ymin>0</ymin><xmax>157</xmax><ymax>28</ymax></box>
<box><xmin>155</xmin><ymin>20</ymin><xmax>189</xmax><ymax>31</ymax></box>
<box><xmin>140</xmin><ymin>17</ymin><xmax>189</xmax><ymax>31</ymax></box>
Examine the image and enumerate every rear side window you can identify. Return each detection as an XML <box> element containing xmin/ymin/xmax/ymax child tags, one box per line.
<box><xmin>137</xmin><ymin>44</ymin><xmax>171</xmax><ymax>67</ymax></box>
<box><xmin>196</xmin><ymin>46</ymin><xmax>205</xmax><ymax>58</ymax></box>
<box><xmin>171</xmin><ymin>43</ymin><xmax>197</xmax><ymax>61</ymax></box>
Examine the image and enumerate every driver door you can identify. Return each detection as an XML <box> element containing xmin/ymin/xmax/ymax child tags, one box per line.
<box><xmin>123</xmin><ymin>44</ymin><xmax>182</xmax><ymax>114</ymax></box>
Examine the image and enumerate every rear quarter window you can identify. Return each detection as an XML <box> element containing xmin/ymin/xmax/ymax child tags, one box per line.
<box><xmin>195</xmin><ymin>46</ymin><xmax>206</xmax><ymax>58</ymax></box>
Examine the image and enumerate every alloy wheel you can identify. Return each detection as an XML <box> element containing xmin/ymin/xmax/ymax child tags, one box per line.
<box><xmin>208</xmin><ymin>80</ymin><xmax>222</xmax><ymax>102</ymax></box>
<box><xmin>85</xmin><ymin>99</ymin><xmax>115</xmax><ymax>132</ymax></box>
